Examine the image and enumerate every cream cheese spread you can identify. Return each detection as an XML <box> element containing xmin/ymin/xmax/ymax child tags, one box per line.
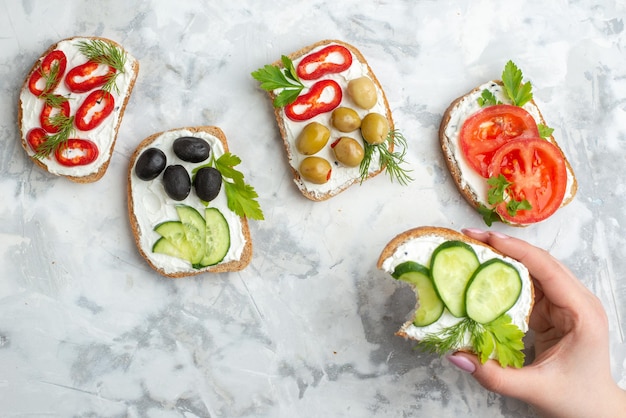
<box><xmin>20</xmin><ymin>38</ymin><xmax>138</xmax><ymax>177</ymax></box>
<box><xmin>277</xmin><ymin>43</ymin><xmax>388</xmax><ymax>199</ymax></box>
<box><xmin>381</xmin><ymin>234</ymin><xmax>532</xmax><ymax>349</ymax></box>
<box><xmin>443</xmin><ymin>81</ymin><xmax>576</xmax><ymax>210</ymax></box>
<box><xmin>129</xmin><ymin>129</ymin><xmax>247</xmax><ymax>275</ymax></box>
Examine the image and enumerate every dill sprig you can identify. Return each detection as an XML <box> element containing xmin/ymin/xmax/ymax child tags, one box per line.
<box><xmin>76</xmin><ymin>39</ymin><xmax>127</xmax><ymax>94</ymax></box>
<box><xmin>35</xmin><ymin>114</ymin><xmax>75</xmax><ymax>159</ymax></box>
<box><xmin>360</xmin><ymin>129</ymin><xmax>412</xmax><ymax>185</ymax></box>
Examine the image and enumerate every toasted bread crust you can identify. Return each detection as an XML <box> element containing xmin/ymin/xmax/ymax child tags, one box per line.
<box><xmin>127</xmin><ymin>126</ymin><xmax>253</xmax><ymax>278</ymax></box>
<box><xmin>378</xmin><ymin>226</ymin><xmax>534</xmax><ymax>342</ymax></box>
<box><xmin>18</xmin><ymin>36</ymin><xmax>139</xmax><ymax>183</ymax></box>
<box><xmin>264</xmin><ymin>39</ymin><xmax>394</xmax><ymax>201</ymax></box>
<box><xmin>439</xmin><ymin>81</ymin><xmax>578</xmax><ymax>226</ymax></box>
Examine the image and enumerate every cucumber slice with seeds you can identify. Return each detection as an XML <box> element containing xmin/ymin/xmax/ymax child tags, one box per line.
<box><xmin>199</xmin><ymin>207</ymin><xmax>230</xmax><ymax>267</ymax></box>
<box><xmin>153</xmin><ymin>221</ymin><xmax>195</xmax><ymax>261</ymax></box>
<box><xmin>466</xmin><ymin>259</ymin><xmax>522</xmax><ymax>324</ymax></box>
<box><xmin>176</xmin><ymin>205</ymin><xmax>206</xmax><ymax>265</ymax></box>
<box><xmin>392</xmin><ymin>261</ymin><xmax>444</xmax><ymax>326</ymax></box>
<box><xmin>430</xmin><ymin>240</ymin><xmax>480</xmax><ymax>317</ymax></box>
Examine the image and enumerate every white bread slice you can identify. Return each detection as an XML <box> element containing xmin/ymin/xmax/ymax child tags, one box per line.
<box><xmin>439</xmin><ymin>80</ymin><xmax>577</xmax><ymax>226</ymax></box>
<box><xmin>18</xmin><ymin>36</ymin><xmax>139</xmax><ymax>183</ymax></box>
<box><xmin>127</xmin><ymin>126</ymin><xmax>253</xmax><ymax>278</ymax></box>
<box><xmin>260</xmin><ymin>39</ymin><xmax>395</xmax><ymax>201</ymax></box>
<box><xmin>377</xmin><ymin>226</ymin><xmax>534</xmax><ymax>363</ymax></box>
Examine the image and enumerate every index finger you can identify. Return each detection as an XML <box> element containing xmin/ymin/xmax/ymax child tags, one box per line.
<box><xmin>462</xmin><ymin>229</ymin><xmax>589</xmax><ymax>309</ymax></box>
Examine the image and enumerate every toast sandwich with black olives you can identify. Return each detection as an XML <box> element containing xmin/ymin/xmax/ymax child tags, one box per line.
<box><xmin>127</xmin><ymin>126</ymin><xmax>263</xmax><ymax>278</ymax></box>
<box><xmin>252</xmin><ymin>39</ymin><xmax>411</xmax><ymax>201</ymax></box>
<box><xmin>378</xmin><ymin>226</ymin><xmax>533</xmax><ymax>368</ymax></box>
<box><xmin>19</xmin><ymin>36</ymin><xmax>139</xmax><ymax>183</ymax></box>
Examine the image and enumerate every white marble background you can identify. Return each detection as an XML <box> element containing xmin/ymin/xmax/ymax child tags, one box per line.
<box><xmin>1</xmin><ymin>0</ymin><xmax>625</xmax><ymax>417</ymax></box>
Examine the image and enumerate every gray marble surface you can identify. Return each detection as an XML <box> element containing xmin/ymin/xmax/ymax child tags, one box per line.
<box><xmin>1</xmin><ymin>0</ymin><xmax>625</xmax><ymax>416</ymax></box>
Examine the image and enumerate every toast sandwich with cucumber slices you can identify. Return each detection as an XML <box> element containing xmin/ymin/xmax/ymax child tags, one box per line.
<box><xmin>127</xmin><ymin>126</ymin><xmax>263</xmax><ymax>278</ymax></box>
<box><xmin>377</xmin><ymin>226</ymin><xmax>534</xmax><ymax>368</ymax></box>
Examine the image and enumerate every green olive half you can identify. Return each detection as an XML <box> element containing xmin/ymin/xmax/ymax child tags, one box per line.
<box><xmin>347</xmin><ymin>76</ymin><xmax>378</xmax><ymax>109</ymax></box>
<box><xmin>332</xmin><ymin>137</ymin><xmax>364</xmax><ymax>167</ymax></box>
<box><xmin>299</xmin><ymin>156</ymin><xmax>332</xmax><ymax>184</ymax></box>
<box><xmin>331</xmin><ymin>107</ymin><xmax>361</xmax><ymax>132</ymax></box>
<box><xmin>361</xmin><ymin>113</ymin><xmax>389</xmax><ymax>145</ymax></box>
<box><xmin>296</xmin><ymin>122</ymin><xmax>330</xmax><ymax>155</ymax></box>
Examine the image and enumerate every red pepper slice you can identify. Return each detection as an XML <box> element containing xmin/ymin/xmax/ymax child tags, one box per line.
<box><xmin>28</xmin><ymin>50</ymin><xmax>67</xmax><ymax>96</ymax></box>
<box><xmin>284</xmin><ymin>80</ymin><xmax>342</xmax><ymax>121</ymax></box>
<box><xmin>65</xmin><ymin>60</ymin><xmax>117</xmax><ymax>93</ymax></box>
<box><xmin>75</xmin><ymin>90</ymin><xmax>115</xmax><ymax>131</ymax></box>
<box><xmin>296</xmin><ymin>45</ymin><xmax>353</xmax><ymax>80</ymax></box>
<box><xmin>26</xmin><ymin>128</ymin><xmax>49</xmax><ymax>153</ymax></box>
<box><xmin>54</xmin><ymin>139</ymin><xmax>99</xmax><ymax>166</ymax></box>
<box><xmin>40</xmin><ymin>97</ymin><xmax>71</xmax><ymax>133</ymax></box>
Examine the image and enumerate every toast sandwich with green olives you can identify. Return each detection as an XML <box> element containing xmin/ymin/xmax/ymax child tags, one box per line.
<box><xmin>127</xmin><ymin>126</ymin><xmax>263</xmax><ymax>278</ymax></box>
<box><xmin>377</xmin><ymin>226</ymin><xmax>534</xmax><ymax>368</ymax></box>
<box><xmin>252</xmin><ymin>39</ymin><xmax>411</xmax><ymax>201</ymax></box>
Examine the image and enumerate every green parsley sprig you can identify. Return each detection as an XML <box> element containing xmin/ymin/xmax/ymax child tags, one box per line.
<box><xmin>360</xmin><ymin>129</ymin><xmax>413</xmax><ymax>185</ymax></box>
<box><xmin>251</xmin><ymin>56</ymin><xmax>304</xmax><ymax>107</ymax></box>
<box><xmin>419</xmin><ymin>315</ymin><xmax>525</xmax><ymax>368</ymax></box>
<box><xmin>478</xmin><ymin>174</ymin><xmax>532</xmax><ymax>226</ymax></box>
<box><xmin>193</xmin><ymin>153</ymin><xmax>264</xmax><ymax>220</ymax></box>
<box><xmin>76</xmin><ymin>39</ymin><xmax>127</xmax><ymax>94</ymax></box>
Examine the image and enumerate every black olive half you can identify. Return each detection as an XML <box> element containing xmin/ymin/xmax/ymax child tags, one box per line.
<box><xmin>135</xmin><ymin>148</ymin><xmax>166</xmax><ymax>180</ymax></box>
<box><xmin>162</xmin><ymin>165</ymin><xmax>191</xmax><ymax>201</ymax></box>
<box><xmin>173</xmin><ymin>136</ymin><xmax>211</xmax><ymax>163</ymax></box>
<box><xmin>194</xmin><ymin>167</ymin><xmax>222</xmax><ymax>202</ymax></box>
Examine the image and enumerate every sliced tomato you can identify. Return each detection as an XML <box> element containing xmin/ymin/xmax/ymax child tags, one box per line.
<box><xmin>39</xmin><ymin>97</ymin><xmax>71</xmax><ymax>133</ymax></box>
<box><xmin>28</xmin><ymin>50</ymin><xmax>67</xmax><ymax>96</ymax></box>
<box><xmin>65</xmin><ymin>60</ymin><xmax>117</xmax><ymax>93</ymax></box>
<box><xmin>460</xmin><ymin>104</ymin><xmax>540</xmax><ymax>177</ymax></box>
<box><xmin>296</xmin><ymin>44</ymin><xmax>353</xmax><ymax>80</ymax></box>
<box><xmin>75</xmin><ymin>90</ymin><xmax>115</xmax><ymax>131</ymax></box>
<box><xmin>26</xmin><ymin>128</ymin><xmax>49</xmax><ymax>153</ymax></box>
<box><xmin>285</xmin><ymin>79</ymin><xmax>342</xmax><ymax>121</ymax></box>
<box><xmin>488</xmin><ymin>137</ymin><xmax>567</xmax><ymax>224</ymax></box>
<box><xmin>54</xmin><ymin>139</ymin><xmax>99</xmax><ymax>166</ymax></box>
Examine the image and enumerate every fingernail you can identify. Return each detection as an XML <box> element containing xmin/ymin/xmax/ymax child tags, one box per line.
<box><xmin>462</xmin><ymin>228</ymin><xmax>486</xmax><ymax>235</ymax></box>
<box><xmin>490</xmin><ymin>231</ymin><xmax>510</xmax><ymax>239</ymax></box>
<box><xmin>446</xmin><ymin>354</ymin><xmax>476</xmax><ymax>373</ymax></box>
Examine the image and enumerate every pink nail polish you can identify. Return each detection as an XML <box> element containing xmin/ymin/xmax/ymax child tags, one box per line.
<box><xmin>462</xmin><ymin>228</ymin><xmax>486</xmax><ymax>235</ymax></box>
<box><xmin>490</xmin><ymin>231</ymin><xmax>510</xmax><ymax>239</ymax></box>
<box><xmin>446</xmin><ymin>354</ymin><xmax>476</xmax><ymax>373</ymax></box>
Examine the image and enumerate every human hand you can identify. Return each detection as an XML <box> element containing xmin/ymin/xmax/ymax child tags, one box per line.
<box><xmin>446</xmin><ymin>229</ymin><xmax>626</xmax><ymax>418</ymax></box>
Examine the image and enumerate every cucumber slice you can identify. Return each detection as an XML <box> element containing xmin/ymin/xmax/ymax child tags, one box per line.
<box><xmin>466</xmin><ymin>259</ymin><xmax>522</xmax><ymax>324</ymax></box>
<box><xmin>176</xmin><ymin>205</ymin><xmax>206</xmax><ymax>265</ymax></box>
<box><xmin>153</xmin><ymin>221</ymin><xmax>195</xmax><ymax>261</ymax></box>
<box><xmin>430</xmin><ymin>240</ymin><xmax>480</xmax><ymax>317</ymax></box>
<box><xmin>198</xmin><ymin>207</ymin><xmax>230</xmax><ymax>267</ymax></box>
<box><xmin>152</xmin><ymin>237</ymin><xmax>186</xmax><ymax>259</ymax></box>
<box><xmin>392</xmin><ymin>261</ymin><xmax>444</xmax><ymax>326</ymax></box>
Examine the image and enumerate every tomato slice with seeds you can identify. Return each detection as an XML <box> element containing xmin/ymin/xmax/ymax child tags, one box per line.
<box><xmin>26</xmin><ymin>128</ymin><xmax>49</xmax><ymax>153</ymax></box>
<box><xmin>54</xmin><ymin>139</ymin><xmax>99</xmax><ymax>166</ymax></box>
<box><xmin>75</xmin><ymin>90</ymin><xmax>115</xmax><ymax>131</ymax></box>
<box><xmin>40</xmin><ymin>97</ymin><xmax>71</xmax><ymax>133</ymax></box>
<box><xmin>488</xmin><ymin>137</ymin><xmax>567</xmax><ymax>224</ymax></box>
<box><xmin>460</xmin><ymin>104</ymin><xmax>540</xmax><ymax>177</ymax></box>
<box><xmin>65</xmin><ymin>60</ymin><xmax>117</xmax><ymax>93</ymax></box>
<box><xmin>296</xmin><ymin>44</ymin><xmax>353</xmax><ymax>80</ymax></box>
<box><xmin>284</xmin><ymin>79</ymin><xmax>342</xmax><ymax>121</ymax></box>
<box><xmin>28</xmin><ymin>50</ymin><xmax>67</xmax><ymax>96</ymax></box>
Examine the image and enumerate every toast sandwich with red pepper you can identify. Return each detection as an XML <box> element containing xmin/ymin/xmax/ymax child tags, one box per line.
<box><xmin>439</xmin><ymin>61</ymin><xmax>577</xmax><ymax>226</ymax></box>
<box><xmin>127</xmin><ymin>126</ymin><xmax>263</xmax><ymax>278</ymax></box>
<box><xmin>377</xmin><ymin>226</ymin><xmax>533</xmax><ymax>368</ymax></box>
<box><xmin>252</xmin><ymin>39</ymin><xmax>411</xmax><ymax>201</ymax></box>
<box><xmin>18</xmin><ymin>36</ymin><xmax>139</xmax><ymax>183</ymax></box>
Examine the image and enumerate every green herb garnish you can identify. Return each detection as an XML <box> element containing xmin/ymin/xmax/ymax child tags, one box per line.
<box><xmin>477</xmin><ymin>89</ymin><xmax>501</xmax><ymax>107</ymax></box>
<box><xmin>34</xmin><ymin>114</ymin><xmax>75</xmax><ymax>159</ymax></box>
<box><xmin>360</xmin><ymin>130</ymin><xmax>412</xmax><ymax>185</ymax></box>
<box><xmin>502</xmin><ymin>60</ymin><xmax>533</xmax><ymax>107</ymax></box>
<box><xmin>76</xmin><ymin>39</ymin><xmax>127</xmax><ymax>93</ymax></box>
<box><xmin>419</xmin><ymin>315</ymin><xmax>525</xmax><ymax>368</ymax></box>
<box><xmin>251</xmin><ymin>55</ymin><xmax>304</xmax><ymax>107</ymax></box>
<box><xmin>537</xmin><ymin>123</ymin><xmax>554</xmax><ymax>139</ymax></box>
<box><xmin>478</xmin><ymin>174</ymin><xmax>532</xmax><ymax>226</ymax></box>
<box><xmin>193</xmin><ymin>153</ymin><xmax>264</xmax><ymax>220</ymax></box>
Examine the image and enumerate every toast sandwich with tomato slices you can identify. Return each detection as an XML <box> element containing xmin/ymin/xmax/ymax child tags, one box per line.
<box><xmin>377</xmin><ymin>226</ymin><xmax>533</xmax><ymax>368</ymax></box>
<box><xmin>252</xmin><ymin>39</ymin><xmax>411</xmax><ymax>201</ymax></box>
<box><xmin>439</xmin><ymin>61</ymin><xmax>577</xmax><ymax>226</ymax></box>
<box><xmin>18</xmin><ymin>36</ymin><xmax>139</xmax><ymax>183</ymax></box>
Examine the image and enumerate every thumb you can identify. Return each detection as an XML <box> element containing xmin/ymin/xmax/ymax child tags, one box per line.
<box><xmin>446</xmin><ymin>352</ymin><xmax>536</xmax><ymax>401</ymax></box>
